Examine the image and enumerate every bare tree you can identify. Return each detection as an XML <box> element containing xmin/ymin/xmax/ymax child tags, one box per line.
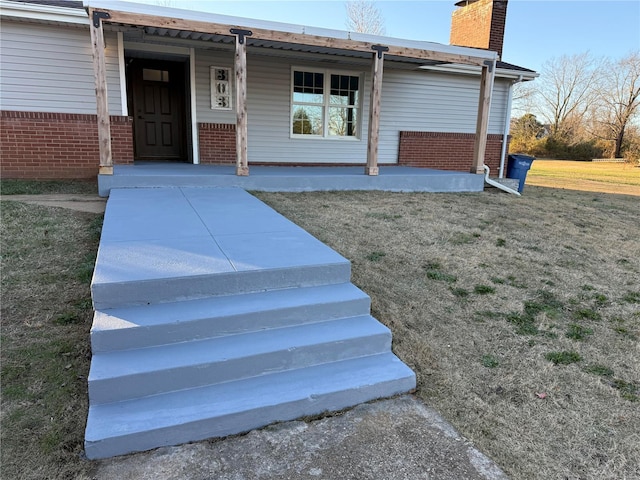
<box><xmin>535</xmin><ymin>52</ymin><xmax>598</xmax><ymax>138</ymax></box>
<box><xmin>591</xmin><ymin>52</ymin><xmax>640</xmax><ymax>158</ymax></box>
<box><xmin>345</xmin><ymin>1</ymin><xmax>386</xmax><ymax>36</ymax></box>
<box><xmin>511</xmin><ymin>82</ymin><xmax>537</xmax><ymax>117</ymax></box>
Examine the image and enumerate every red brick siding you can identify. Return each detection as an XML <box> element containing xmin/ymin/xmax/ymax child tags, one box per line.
<box><xmin>398</xmin><ymin>131</ymin><xmax>508</xmax><ymax>174</ymax></box>
<box><xmin>0</xmin><ymin>111</ymin><xmax>133</xmax><ymax>179</ymax></box>
<box><xmin>450</xmin><ymin>0</ymin><xmax>507</xmax><ymax>59</ymax></box>
<box><xmin>198</xmin><ymin>123</ymin><xmax>236</xmax><ymax>164</ymax></box>
<box><xmin>488</xmin><ymin>1</ymin><xmax>508</xmax><ymax>58</ymax></box>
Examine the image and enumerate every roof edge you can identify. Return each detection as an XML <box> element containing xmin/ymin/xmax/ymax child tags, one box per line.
<box><xmin>0</xmin><ymin>0</ymin><xmax>88</xmax><ymax>24</ymax></box>
<box><xmin>420</xmin><ymin>62</ymin><xmax>538</xmax><ymax>80</ymax></box>
<box><xmin>83</xmin><ymin>0</ymin><xmax>497</xmax><ymax>62</ymax></box>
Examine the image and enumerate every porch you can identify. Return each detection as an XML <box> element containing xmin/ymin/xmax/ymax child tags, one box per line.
<box><xmin>97</xmin><ymin>164</ymin><xmax>484</xmax><ymax>196</ymax></box>
<box><xmin>87</xmin><ymin>1</ymin><xmax>499</xmax><ymax>182</ymax></box>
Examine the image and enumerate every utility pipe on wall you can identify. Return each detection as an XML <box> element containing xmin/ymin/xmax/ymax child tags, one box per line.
<box><xmin>484</xmin><ymin>164</ymin><xmax>520</xmax><ymax>196</ymax></box>
<box><xmin>499</xmin><ymin>74</ymin><xmax>524</xmax><ymax>178</ymax></box>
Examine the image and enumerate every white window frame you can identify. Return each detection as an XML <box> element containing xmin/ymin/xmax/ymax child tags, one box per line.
<box><xmin>290</xmin><ymin>67</ymin><xmax>363</xmax><ymax>140</ymax></box>
<box><xmin>210</xmin><ymin>66</ymin><xmax>233</xmax><ymax>110</ymax></box>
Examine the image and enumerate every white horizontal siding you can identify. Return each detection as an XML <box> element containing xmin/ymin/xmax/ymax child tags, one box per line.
<box><xmin>193</xmin><ymin>49</ymin><xmax>508</xmax><ymax>164</ymax></box>
<box><xmin>246</xmin><ymin>55</ymin><xmax>371</xmax><ymax>164</ymax></box>
<box><xmin>378</xmin><ymin>69</ymin><xmax>509</xmax><ymax>163</ymax></box>
<box><xmin>0</xmin><ymin>21</ymin><xmax>122</xmax><ymax>115</ymax></box>
<box><xmin>194</xmin><ymin>50</ymin><xmax>370</xmax><ymax>164</ymax></box>
<box><xmin>194</xmin><ymin>48</ymin><xmax>236</xmax><ymax>124</ymax></box>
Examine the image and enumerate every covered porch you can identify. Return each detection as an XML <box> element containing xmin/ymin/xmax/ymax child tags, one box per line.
<box><xmin>97</xmin><ymin>164</ymin><xmax>484</xmax><ymax>196</ymax></box>
<box><xmin>87</xmin><ymin>0</ymin><xmax>498</xmax><ymax>183</ymax></box>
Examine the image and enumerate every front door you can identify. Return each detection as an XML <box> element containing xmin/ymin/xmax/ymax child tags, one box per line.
<box><xmin>130</xmin><ymin>59</ymin><xmax>186</xmax><ymax>161</ymax></box>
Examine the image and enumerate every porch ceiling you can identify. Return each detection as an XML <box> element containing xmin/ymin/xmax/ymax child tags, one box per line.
<box><xmin>130</xmin><ymin>26</ymin><xmax>439</xmax><ymax>66</ymax></box>
<box><xmin>85</xmin><ymin>0</ymin><xmax>496</xmax><ymax>67</ymax></box>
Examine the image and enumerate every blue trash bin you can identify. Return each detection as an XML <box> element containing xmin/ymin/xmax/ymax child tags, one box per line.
<box><xmin>507</xmin><ymin>154</ymin><xmax>535</xmax><ymax>193</ymax></box>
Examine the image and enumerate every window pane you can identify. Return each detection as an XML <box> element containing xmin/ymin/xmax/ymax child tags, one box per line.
<box><xmin>303</xmin><ymin>72</ymin><xmax>314</xmax><ymax>87</ymax></box>
<box><xmin>294</xmin><ymin>70</ymin><xmax>323</xmax><ymax>96</ymax></box>
<box><xmin>329</xmin><ymin>74</ymin><xmax>359</xmax><ymax>107</ymax></box>
<box><xmin>292</xmin><ymin>105</ymin><xmax>323</xmax><ymax>135</ymax></box>
<box><xmin>143</xmin><ymin>68</ymin><xmax>169</xmax><ymax>82</ymax></box>
<box><xmin>293</xmin><ymin>92</ymin><xmax>324</xmax><ymax>104</ymax></box>
<box><xmin>328</xmin><ymin>107</ymin><xmax>357</xmax><ymax>137</ymax></box>
<box><xmin>330</xmin><ymin>93</ymin><xmax>350</xmax><ymax>106</ymax></box>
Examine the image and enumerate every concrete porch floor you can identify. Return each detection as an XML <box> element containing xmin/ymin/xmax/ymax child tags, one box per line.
<box><xmin>97</xmin><ymin>164</ymin><xmax>484</xmax><ymax>197</ymax></box>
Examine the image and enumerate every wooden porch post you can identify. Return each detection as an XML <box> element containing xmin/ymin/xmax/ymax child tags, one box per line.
<box><xmin>232</xmin><ymin>29</ymin><xmax>251</xmax><ymax>176</ymax></box>
<box><xmin>471</xmin><ymin>59</ymin><xmax>496</xmax><ymax>174</ymax></box>
<box><xmin>365</xmin><ymin>46</ymin><xmax>388</xmax><ymax>176</ymax></box>
<box><xmin>90</xmin><ymin>9</ymin><xmax>113</xmax><ymax>175</ymax></box>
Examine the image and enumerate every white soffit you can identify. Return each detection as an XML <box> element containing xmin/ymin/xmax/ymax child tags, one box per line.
<box><xmin>0</xmin><ymin>0</ymin><xmax>88</xmax><ymax>25</ymax></box>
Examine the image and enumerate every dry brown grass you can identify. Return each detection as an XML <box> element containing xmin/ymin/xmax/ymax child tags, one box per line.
<box><xmin>527</xmin><ymin>160</ymin><xmax>640</xmax><ymax>196</ymax></box>
<box><xmin>256</xmin><ymin>186</ymin><xmax>640</xmax><ymax>480</ymax></box>
<box><xmin>2</xmin><ymin>183</ymin><xmax>638</xmax><ymax>479</ymax></box>
<box><xmin>1</xmin><ymin>201</ymin><xmax>100</xmax><ymax>480</ymax></box>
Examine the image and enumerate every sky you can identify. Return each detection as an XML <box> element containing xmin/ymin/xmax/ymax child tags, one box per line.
<box><xmin>130</xmin><ymin>0</ymin><xmax>640</xmax><ymax>73</ymax></box>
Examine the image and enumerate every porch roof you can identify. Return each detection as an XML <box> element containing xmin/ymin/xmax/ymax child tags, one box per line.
<box><xmin>83</xmin><ymin>0</ymin><xmax>497</xmax><ymax>67</ymax></box>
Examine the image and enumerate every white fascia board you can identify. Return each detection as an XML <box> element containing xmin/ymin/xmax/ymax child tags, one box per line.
<box><xmin>0</xmin><ymin>0</ymin><xmax>88</xmax><ymax>25</ymax></box>
<box><xmin>420</xmin><ymin>63</ymin><xmax>538</xmax><ymax>81</ymax></box>
<box><xmin>84</xmin><ymin>0</ymin><xmax>496</xmax><ymax>61</ymax></box>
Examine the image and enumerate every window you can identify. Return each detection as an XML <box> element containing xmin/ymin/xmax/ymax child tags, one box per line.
<box><xmin>143</xmin><ymin>68</ymin><xmax>169</xmax><ymax>82</ymax></box>
<box><xmin>210</xmin><ymin>66</ymin><xmax>232</xmax><ymax>110</ymax></box>
<box><xmin>291</xmin><ymin>69</ymin><xmax>361</xmax><ymax>138</ymax></box>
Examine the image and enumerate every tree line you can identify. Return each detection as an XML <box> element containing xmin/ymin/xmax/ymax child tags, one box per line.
<box><xmin>511</xmin><ymin>52</ymin><xmax>640</xmax><ymax>162</ymax></box>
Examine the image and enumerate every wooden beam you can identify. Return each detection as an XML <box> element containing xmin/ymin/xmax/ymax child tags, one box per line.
<box><xmin>366</xmin><ymin>47</ymin><xmax>386</xmax><ymax>176</ymax></box>
<box><xmin>234</xmin><ymin>32</ymin><xmax>249</xmax><ymax>176</ymax></box>
<box><xmin>89</xmin><ymin>9</ymin><xmax>113</xmax><ymax>175</ymax></box>
<box><xmin>97</xmin><ymin>9</ymin><xmax>489</xmax><ymax>67</ymax></box>
<box><xmin>471</xmin><ymin>60</ymin><xmax>496</xmax><ymax>174</ymax></box>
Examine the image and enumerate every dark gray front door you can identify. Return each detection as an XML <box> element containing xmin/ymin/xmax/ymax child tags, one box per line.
<box><xmin>131</xmin><ymin>59</ymin><xmax>186</xmax><ymax>161</ymax></box>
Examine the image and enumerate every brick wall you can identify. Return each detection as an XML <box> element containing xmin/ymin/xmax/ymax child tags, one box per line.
<box><xmin>0</xmin><ymin>111</ymin><xmax>133</xmax><ymax>179</ymax></box>
<box><xmin>198</xmin><ymin>123</ymin><xmax>236</xmax><ymax>164</ymax></box>
<box><xmin>398</xmin><ymin>131</ymin><xmax>507</xmax><ymax>174</ymax></box>
<box><xmin>450</xmin><ymin>0</ymin><xmax>508</xmax><ymax>59</ymax></box>
<box><xmin>488</xmin><ymin>0</ymin><xmax>508</xmax><ymax>58</ymax></box>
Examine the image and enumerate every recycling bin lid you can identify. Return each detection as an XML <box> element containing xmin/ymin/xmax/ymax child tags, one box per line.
<box><xmin>508</xmin><ymin>154</ymin><xmax>535</xmax><ymax>167</ymax></box>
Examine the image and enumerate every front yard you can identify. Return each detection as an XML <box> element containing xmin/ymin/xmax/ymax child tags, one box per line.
<box><xmin>1</xmin><ymin>181</ymin><xmax>638</xmax><ymax>479</ymax></box>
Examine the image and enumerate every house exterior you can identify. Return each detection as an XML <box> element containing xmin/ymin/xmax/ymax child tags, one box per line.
<box><xmin>0</xmin><ymin>0</ymin><xmax>536</xmax><ymax>181</ymax></box>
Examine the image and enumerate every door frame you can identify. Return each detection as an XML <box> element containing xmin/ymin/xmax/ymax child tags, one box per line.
<box><xmin>119</xmin><ymin>40</ymin><xmax>199</xmax><ymax>163</ymax></box>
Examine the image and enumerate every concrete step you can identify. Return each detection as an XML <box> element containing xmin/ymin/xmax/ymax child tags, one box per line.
<box><xmin>88</xmin><ymin>315</ymin><xmax>391</xmax><ymax>404</ymax></box>
<box><xmin>84</xmin><ymin>352</ymin><xmax>416</xmax><ymax>459</ymax></box>
<box><xmin>91</xmin><ymin>256</ymin><xmax>351</xmax><ymax>310</ymax></box>
<box><xmin>91</xmin><ymin>283</ymin><xmax>370</xmax><ymax>352</ymax></box>
<box><xmin>91</xmin><ymin>188</ymin><xmax>352</xmax><ymax>309</ymax></box>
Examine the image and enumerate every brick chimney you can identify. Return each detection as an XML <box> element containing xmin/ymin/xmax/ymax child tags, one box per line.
<box><xmin>450</xmin><ymin>0</ymin><xmax>508</xmax><ymax>60</ymax></box>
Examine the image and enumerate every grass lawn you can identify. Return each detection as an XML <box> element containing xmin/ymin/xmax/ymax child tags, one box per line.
<box><xmin>526</xmin><ymin>159</ymin><xmax>640</xmax><ymax>196</ymax></box>
<box><xmin>1</xmin><ymin>194</ymin><xmax>101</xmax><ymax>479</ymax></box>
<box><xmin>2</xmin><ymin>181</ymin><xmax>639</xmax><ymax>479</ymax></box>
<box><xmin>0</xmin><ymin>179</ymin><xmax>97</xmax><ymax>195</ymax></box>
